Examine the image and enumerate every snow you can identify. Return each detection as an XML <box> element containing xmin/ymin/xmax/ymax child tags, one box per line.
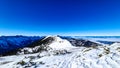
<box><xmin>0</xmin><ymin>36</ymin><xmax>120</xmax><ymax>68</ymax></box>
<box><xmin>48</xmin><ymin>36</ymin><xmax>75</xmax><ymax>50</ymax></box>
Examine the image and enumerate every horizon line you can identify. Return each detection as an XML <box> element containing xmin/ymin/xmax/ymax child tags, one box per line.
<box><xmin>0</xmin><ymin>34</ymin><xmax>120</xmax><ymax>36</ymax></box>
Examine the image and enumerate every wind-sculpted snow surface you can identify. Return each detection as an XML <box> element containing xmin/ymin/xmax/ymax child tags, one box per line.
<box><xmin>0</xmin><ymin>36</ymin><xmax>120</xmax><ymax>68</ymax></box>
<box><xmin>0</xmin><ymin>42</ymin><xmax>120</xmax><ymax>68</ymax></box>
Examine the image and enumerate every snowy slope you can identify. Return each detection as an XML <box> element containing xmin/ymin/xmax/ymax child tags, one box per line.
<box><xmin>0</xmin><ymin>36</ymin><xmax>120</xmax><ymax>68</ymax></box>
<box><xmin>48</xmin><ymin>36</ymin><xmax>75</xmax><ymax>50</ymax></box>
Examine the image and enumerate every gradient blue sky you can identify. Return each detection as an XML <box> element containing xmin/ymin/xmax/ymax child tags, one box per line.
<box><xmin>0</xmin><ymin>0</ymin><xmax>120</xmax><ymax>36</ymax></box>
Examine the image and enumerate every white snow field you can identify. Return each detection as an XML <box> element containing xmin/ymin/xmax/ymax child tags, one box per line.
<box><xmin>48</xmin><ymin>36</ymin><xmax>75</xmax><ymax>50</ymax></box>
<box><xmin>0</xmin><ymin>36</ymin><xmax>120</xmax><ymax>68</ymax></box>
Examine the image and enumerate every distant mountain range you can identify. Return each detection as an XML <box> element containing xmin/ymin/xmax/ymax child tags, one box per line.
<box><xmin>0</xmin><ymin>36</ymin><xmax>44</xmax><ymax>55</ymax></box>
<box><xmin>0</xmin><ymin>35</ymin><xmax>119</xmax><ymax>56</ymax></box>
<box><xmin>0</xmin><ymin>36</ymin><xmax>120</xmax><ymax>68</ymax></box>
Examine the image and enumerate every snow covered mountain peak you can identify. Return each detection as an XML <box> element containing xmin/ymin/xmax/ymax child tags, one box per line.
<box><xmin>43</xmin><ymin>36</ymin><xmax>74</xmax><ymax>50</ymax></box>
<box><xmin>1</xmin><ymin>36</ymin><xmax>120</xmax><ymax>68</ymax></box>
<box><xmin>45</xmin><ymin>36</ymin><xmax>62</xmax><ymax>41</ymax></box>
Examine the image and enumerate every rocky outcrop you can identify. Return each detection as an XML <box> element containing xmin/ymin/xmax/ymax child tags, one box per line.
<box><xmin>60</xmin><ymin>36</ymin><xmax>101</xmax><ymax>47</ymax></box>
<box><xmin>1</xmin><ymin>36</ymin><xmax>101</xmax><ymax>56</ymax></box>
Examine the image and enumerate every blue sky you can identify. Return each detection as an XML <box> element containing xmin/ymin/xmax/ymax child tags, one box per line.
<box><xmin>0</xmin><ymin>0</ymin><xmax>120</xmax><ymax>36</ymax></box>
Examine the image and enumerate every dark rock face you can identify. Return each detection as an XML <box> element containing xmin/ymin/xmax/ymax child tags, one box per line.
<box><xmin>0</xmin><ymin>36</ymin><xmax>101</xmax><ymax>56</ymax></box>
<box><xmin>39</xmin><ymin>36</ymin><xmax>55</xmax><ymax>45</ymax></box>
<box><xmin>28</xmin><ymin>36</ymin><xmax>55</xmax><ymax>47</ymax></box>
<box><xmin>17</xmin><ymin>37</ymin><xmax>58</xmax><ymax>54</ymax></box>
<box><xmin>0</xmin><ymin>36</ymin><xmax>56</xmax><ymax>56</ymax></box>
<box><xmin>69</xmin><ymin>39</ymin><xmax>99</xmax><ymax>47</ymax></box>
<box><xmin>15</xmin><ymin>37</ymin><xmax>56</xmax><ymax>55</ymax></box>
<box><xmin>60</xmin><ymin>36</ymin><xmax>100</xmax><ymax>47</ymax></box>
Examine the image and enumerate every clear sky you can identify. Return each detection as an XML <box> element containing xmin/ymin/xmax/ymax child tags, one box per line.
<box><xmin>0</xmin><ymin>0</ymin><xmax>120</xmax><ymax>36</ymax></box>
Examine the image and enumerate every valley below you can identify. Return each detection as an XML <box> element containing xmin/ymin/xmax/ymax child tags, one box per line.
<box><xmin>0</xmin><ymin>36</ymin><xmax>120</xmax><ymax>68</ymax></box>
